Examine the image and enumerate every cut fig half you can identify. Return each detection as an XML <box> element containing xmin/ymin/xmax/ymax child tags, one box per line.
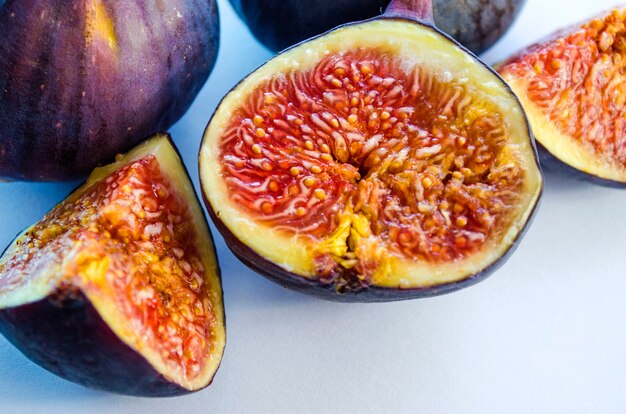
<box><xmin>200</xmin><ymin>0</ymin><xmax>543</xmax><ymax>301</ymax></box>
<box><xmin>0</xmin><ymin>133</ymin><xmax>225</xmax><ymax>396</ymax></box>
<box><xmin>499</xmin><ymin>8</ymin><xmax>626</xmax><ymax>186</ymax></box>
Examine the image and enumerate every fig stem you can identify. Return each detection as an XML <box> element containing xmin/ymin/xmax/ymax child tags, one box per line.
<box><xmin>384</xmin><ymin>0</ymin><xmax>434</xmax><ymax>23</ymax></box>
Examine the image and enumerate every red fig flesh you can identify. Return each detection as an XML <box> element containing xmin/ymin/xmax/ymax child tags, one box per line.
<box><xmin>0</xmin><ymin>134</ymin><xmax>225</xmax><ymax>396</ymax></box>
<box><xmin>200</xmin><ymin>0</ymin><xmax>542</xmax><ymax>301</ymax></box>
<box><xmin>499</xmin><ymin>8</ymin><xmax>626</xmax><ymax>186</ymax></box>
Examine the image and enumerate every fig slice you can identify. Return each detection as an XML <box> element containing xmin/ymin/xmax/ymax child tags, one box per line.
<box><xmin>200</xmin><ymin>0</ymin><xmax>543</xmax><ymax>301</ymax></box>
<box><xmin>498</xmin><ymin>8</ymin><xmax>626</xmax><ymax>186</ymax></box>
<box><xmin>0</xmin><ymin>133</ymin><xmax>225</xmax><ymax>396</ymax></box>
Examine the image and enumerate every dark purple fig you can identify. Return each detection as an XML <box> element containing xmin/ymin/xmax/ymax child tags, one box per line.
<box><xmin>229</xmin><ymin>0</ymin><xmax>526</xmax><ymax>54</ymax></box>
<box><xmin>499</xmin><ymin>8</ymin><xmax>626</xmax><ymax>187</ymax></box>
<box><xmin>199</xmin><ymin>0</ymin><xmax>543</xmax><ymax>302</ymax></box>
<box><xmin>0</xmin><ymin>133</ymin><xmax>225</xmax><ymax>396</ymax></box>
<box><xmin>0</xmin><ymin>0</ymin><xmax>219</xmax><ymax>181</ymax></box>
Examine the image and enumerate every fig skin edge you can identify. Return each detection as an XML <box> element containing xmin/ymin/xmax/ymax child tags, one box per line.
<box><xmin>200</xmin><ymin>0</ymin><xmax>543</xmax><ymax>302</ymax></box>
<box><xmin>0</xmin><ymin>291</ymin><xmax>187</xmax><ymax>397</ymax></box>
<box><xmin>0</xmin><ymin>134</ymin><xmax>226</xmax><ymax>396</ymax></box>
<box><xmin>537</xmin><ymin>142</ymin><xmax>626</xmax><ymax>188</ymax></box>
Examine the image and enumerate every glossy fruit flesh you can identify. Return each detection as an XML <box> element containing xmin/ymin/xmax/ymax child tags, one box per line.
<box><xmin>223</xmin><ymin>49</ymin><xmax>522</xmax><ymax>263</ymax></box>
<box><xmin>201</xmin><ymin>19</ymin><xmax>542</xmax><ymax>297</ymax></box>
<box><xmin>499</xmin><ymin>8</ymin><xmax>626</xmax><ymax>184</ymax></box>
<box><xmin>3</xmin><ymin>157</ymin><xmax>212</xmax><ymax>379</ymax></box>
<box><xmin>0</xmin><ymin>134</ymin><xmax>225</xmax><ymax>394</ymax></box>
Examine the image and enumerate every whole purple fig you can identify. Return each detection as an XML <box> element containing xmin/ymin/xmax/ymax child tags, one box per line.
<box><xmin>0</xmin><ymin>0</ymin><xmax>219</xmax><ymax>181</ymax></box>
<box><xmin>229</xmin><ymin>0</ymin><xmax>525</xmax><ymax>54</ymax></box>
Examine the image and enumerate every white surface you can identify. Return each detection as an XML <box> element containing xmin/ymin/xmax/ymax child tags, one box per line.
<box><xmin>1</xmin><ymin>0</ymin><xmax>625</xmax><ymax>412</ymax></box>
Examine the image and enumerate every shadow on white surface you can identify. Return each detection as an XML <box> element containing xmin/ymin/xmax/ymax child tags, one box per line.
<box><xmin>542</xmin><ymin>167</ymin><xmax>602</xmax><ymax>194</ymax></box>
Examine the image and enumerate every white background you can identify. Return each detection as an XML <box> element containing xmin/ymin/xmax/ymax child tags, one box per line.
<box><xmin>1</xmin><ymin>0</ymin><xmax>626</xmax><ymax>412</ymax></box>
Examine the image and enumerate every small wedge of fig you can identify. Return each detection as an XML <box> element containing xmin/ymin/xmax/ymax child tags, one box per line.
<box><xmin>0</xmin><ymin>133</ymin><xmax>225</xmax><ymax>396</ymax></box>
<box><xmin>229</xmin><ymin>0</ymin><xmax>526</xmax><ymax>54</ymax></box>
<box><xmin>0</xmin><ymin>0</ymin><xmax>219</xmax><ymax>181</ymax></box>
<box><xmin>499</xmin><ymin>8</ymin><xmax>626</xmax><ymax>186</ymax></box>
<box><xmin>200</xmin><ymin>0</ymin><xmax>543</xmax><ymax>302</ymax></box>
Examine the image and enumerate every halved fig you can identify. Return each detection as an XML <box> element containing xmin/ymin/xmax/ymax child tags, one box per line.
<box><xmin>499</xmin><ymin>8</ymin><xmax>626</xmax><ymax>186</ymax></box>
<box><xmin>0</xmin><ymin>133</ymin><xmax>225</xmax><ymax>396</ymax></box>
<box><xmin>200</xmin><ymin>0</ymin><xmax>543</xmax><ymax>301</ymax></box>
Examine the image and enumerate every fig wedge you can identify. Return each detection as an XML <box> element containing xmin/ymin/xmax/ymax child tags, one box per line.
<box><xmin>200</xmin><ymin>0</ymin><xmax>543</xmax><ymax>301</ymax></box>
<box><xmin>499</xmin><ymin>8</ymin><xmax>626</xmax><ymax>186</ymax></box>
<box><xmin>0</xmin><ymin>133</ymin><xmax>225</xmax><ymax>396</ymax></box>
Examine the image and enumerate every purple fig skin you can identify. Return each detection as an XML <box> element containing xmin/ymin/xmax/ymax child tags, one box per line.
<box><xmin>0</xmin><ymin>134</ymin><xmax>226</xmax><ymax>395</ymax></box>
<box><xmin>0</xmin><ymin>0</ymin><xmax>219</xmax><ymax>181</ymax></box>
<box><xmin>0</xmin><ymin>289</ymin><xmax>188</xmax><ymax>397</ymax></box>
<box><xmin>200</xmin><ymin>14</ymin><xmax>543</xmax><ymax>302</ymax></box>
<box><xmin>206</xmin><ymin>191</ymin><xmax>541</xmax><ymax>302</ymax></box>
<box><xmin>536</xmin><ymin>143</ymin><xmax>626</xmax><ymax>188</ymax></box>
<box><xmin>229</xmin><ymin>0</ymin><xmax>526</xmax><ymax>54</ymax></box>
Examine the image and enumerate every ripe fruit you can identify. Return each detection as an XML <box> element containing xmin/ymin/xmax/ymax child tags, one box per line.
<box><xmin>0</xmin><ymin>133</ymin><xmax>225</xmax><ymax>396</ymax></box>
<box><xmin>0</xmin><ymin>0</ymin><xmax>219</xmax><ymax>181</ymax></box>
<box><xmin>200</xmin><ymin>0</ymin><xmax>543</xmax><ymax>301</ymax></box>
<box><xmin>229</xmin><ymin>0</ymin><xmax>526</xmax><ymax>54</ymax></box>
<box><xmin>499</xmin><ymin>8</ymin><xmax>626</xmax><ymax>186</ymax></box>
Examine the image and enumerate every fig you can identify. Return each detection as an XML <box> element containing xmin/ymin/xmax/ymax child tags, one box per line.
<box><xmin>0</xmin><ymin>133</ymin><xmax>225</xmax><ymax>396</ymax></box>
<box><xmin>0</xmin><ymin>0</ymin><xmax>219</xmax><ymax>181</ymax></box>
<box><xmin>498</xmin><ymin>8</ymin><xmax>626</xmax><ymax>186</ymax></box>
<box><xmin>200</xmin><ymin>0</ymin><xmax>543</xmax><ymax>301</ymax></box>
<box><xmin>229</xmin><ymin>0</ymin><xmax>526</xmax><ymax>54</ymax></box>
